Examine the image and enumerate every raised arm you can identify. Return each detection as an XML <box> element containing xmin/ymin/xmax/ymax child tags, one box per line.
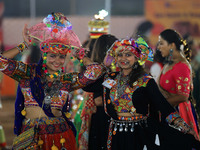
<box><xmin>0</xmin><ymin>25</ymin><xmax>35</xmax><ymax>82</ymax></box>
<box><xmin>2</xmin><ymin>24</ymin><xmax>31</xmax><ymax>59</ymax></box>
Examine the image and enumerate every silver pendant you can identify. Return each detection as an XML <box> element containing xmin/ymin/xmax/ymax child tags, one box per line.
<box><xmin>61</xmin><ymin>147</ymin><xmax>67</xmax><ymax>150</ymax></box>
<box><xmin>44</xmin><ymin>96</ymin><xmax>51</xmax><ymax>104</ymax></box>
<box><xmin>131</xmin><ymin>123</ymin><xmax>134</xmax><ymax>132</ymax></box>
<box><xmin>119</xmin><ymin>123</ymin><xmax>123</xmax><ymax>132</ymax></box>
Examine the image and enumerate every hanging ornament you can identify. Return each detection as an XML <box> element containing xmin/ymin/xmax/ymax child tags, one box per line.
<box><xmin>65</xmin><ymin>112</ymin><xmax>71</xmax><ymax>118</ymax></box>
<box><xmin>51</xmin><ymin>144</ymin><xmax>59</xmax><ymax>150</ymax></box>
<box><xmin>44</xmin><ymin>95</ymin><xmax>52</xmax><ymax>105</ymax></box>
<box><xmin>60</xmin><ymin>136</ymin><xmax>67</xmax><ymax>150</ymax></box>
<box><xmin>21</xmin><ymin>108</ymin><xmax>27</xmax><ymax>116</ymax></box>
<box><xmin>51</xmin><ymin>140</ymin><xmax>59</xmax><ymax>150</ymax></box>
<box><xmin>38</xmin><ymin>137</ymin><xmax>44</xmax><ymax>149</ymax></box>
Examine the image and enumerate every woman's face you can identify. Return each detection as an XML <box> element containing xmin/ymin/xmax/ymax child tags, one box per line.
<box><xmin>117</xmin><ymin>49</ymin><xmax>137</xmax><ymax>70</ymax></box>
<box><xmin>158</xmin><ymin>36</ymin><xmax>171</xmax><ymax>57</ymax></box>
<box><xmin>45</xmin><ymin>52</ymin><xmax>66</xmax><ymax>73</ymax></box>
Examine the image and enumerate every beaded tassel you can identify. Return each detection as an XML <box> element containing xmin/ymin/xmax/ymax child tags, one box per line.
<box><xmin>51</xmin><ymin>140</ymin><xmax>58</xmax><ymax>150</ymax></box>
<box><xmin>60</xmin><ymin>136</ymin><xmax>67</xmax><ymax>150</ymax></box>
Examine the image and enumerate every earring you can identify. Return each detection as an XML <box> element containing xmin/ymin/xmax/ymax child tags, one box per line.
<box><xmin>133</xmin><ymin>63</ymin><xmax>138</xmax><ymax>69</ymax></box>
<box><xmin>168</xmin><ymin>49</ymin><xmax>173</xmax><ymax>64</ymax></box>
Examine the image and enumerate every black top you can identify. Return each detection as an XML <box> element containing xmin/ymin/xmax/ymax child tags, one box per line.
<box><xmin>83</xmin><ymin>72</ymin><xmax>175</xmax><ymax>121</ymax></box>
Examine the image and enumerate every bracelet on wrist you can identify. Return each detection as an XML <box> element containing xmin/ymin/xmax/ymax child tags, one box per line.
<box><xmin>23</xmin><ymin>41</ymin><xmax>29</xmax><ymax>49</ymax></box>
<box><xmin>16</xmin><ymin>43</ymin><xmax>25</xmax><ymax>53</ymax></box>
<box><xmin>16</xmin><ymin>42</ymin><xmax>29</xmax><ymax>53</ymax></box>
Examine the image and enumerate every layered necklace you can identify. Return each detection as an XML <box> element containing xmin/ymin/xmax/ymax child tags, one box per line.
<box><xmin>116</xmin><ymin>72</ymin><xmax>130</xmax><ymax>99</ymax></box>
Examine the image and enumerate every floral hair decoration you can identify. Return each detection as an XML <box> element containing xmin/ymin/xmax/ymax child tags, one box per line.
<box><xmin>108</xmin><ymin>37</ymin><xmax>153</xmax><ymax>65</ymax></box>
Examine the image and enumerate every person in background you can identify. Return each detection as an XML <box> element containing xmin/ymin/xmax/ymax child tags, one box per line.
<box><xmin>157</xmin><ymin>29</ymin><xmax>199</xmax><ymax>149</ymax></box>
<box><xmin>79</xmin><ymin>34</ymin><xmax>117</xmax><ymax>150</ymax></box>
<box><xmin>183</xmin><ymin>34</ymin><xmax>200</xmax><ymax>120</ymax></box>
<box><xmin>150</xmin><ymin>45</ymin><xmax>165</xmax><ymax>82</ymax></box>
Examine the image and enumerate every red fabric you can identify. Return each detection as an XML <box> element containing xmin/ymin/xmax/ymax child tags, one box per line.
<box><xmin>39</xmin><ymin>129</ymin><xmax>77</xmax><ymax>150</ymax></box>
<box><xmin>160</xmin><ymin>62</ymin><xmax>199</xmax><ymax>137</ymax></box>
<box><xmin>21</xmin><ymin>117</ymin><xmax>77</xmax><ymax>150</ymax></box>
<box><xmin>179</xmin><ymin>101</ymin><xmax>199</xmax><ymax>138</ymax></box>
<box><xmin>160</xmin><ymin>62</ymin><xmax>191</xmax><ymax>97</ymax></box>
<box><xmin>0</xmin><ymin>142</ymin><xmax>6</xmax><ymax>147</ymax></box>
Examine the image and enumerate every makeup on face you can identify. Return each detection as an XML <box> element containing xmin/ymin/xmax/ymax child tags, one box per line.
<box><xmin>158</xmin><ymin>36</ymin><xmax>171</xmax><ymax>57</ymax></box>
<box><xmin>117</xmin><ymin>50</ymin><xmax>136</xmax><ymax>68</ymax></box>
<box><xmin>46</xmin><ymin>53</ymin><xmax>66</xmax><ymax>73</ymax></box>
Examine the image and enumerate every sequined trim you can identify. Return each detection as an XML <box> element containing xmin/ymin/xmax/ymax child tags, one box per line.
<box><xmin>84</xmin><ymin>64</ymin><xmax>103</xmax><ymax>80</ymax></box>
<box><xmin>104</xmin><ymin>74</ymin><xmax>152</xmax><ymax>114</ymax></box>
<box><xmin>165</xmin><ymin>111</ymin><xmax>181</xmax><ymax>124</ymax></box>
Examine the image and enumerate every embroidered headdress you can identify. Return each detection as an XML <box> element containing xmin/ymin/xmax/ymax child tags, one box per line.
<box><xmin>28</xmin><ymin>12</ymin><xmax>82</xmax><ymax>55</ymax></box>
<box><xmin>108</xmin><ymin>37</ymin><xmax>153</xmax><ymax>65</ymax></box>
<box><xmin>88</xmin><ymin>10</ymin><xmax>109</xmax><ymax>39</ymax></box>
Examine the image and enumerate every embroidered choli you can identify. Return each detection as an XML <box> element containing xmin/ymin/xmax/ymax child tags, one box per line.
<box><xmin>0</xmin><ymin>55</ymin><xmax>104</xmax><ymax>110</ymax></box>
<box><xmin>83</xmin><ymin>72</ymin><xmax>180</xmax><ymax>124</ymax></box>
<box><xmin>109</xmin><ymin>74</ymin><xmax>152</xmax><ymax>114</ymax></box>
<box><xmin>160</xmin><ymin>62</ymin><xmax>191</xmax><ymax>97</ymax></box>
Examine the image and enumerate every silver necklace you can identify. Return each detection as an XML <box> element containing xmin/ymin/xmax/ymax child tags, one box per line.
<box><xmin>42</xmin><ymin>77</ymin><xmax>63</xmax><ymax>105</ymax></box>
<box><xmin>116</xmin><ymin>72</ymin><xmax>129</xmax><ymax>99</ymax></box>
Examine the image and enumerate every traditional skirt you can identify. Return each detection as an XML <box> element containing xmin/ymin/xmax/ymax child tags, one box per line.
<box><xmin>21</xmin><ymin>117</ymin><xmax>77</xmax><ymax>150</ymax></box>
<box><xmin>107</xmin><ymin>116</ymin><xmax>160</xmax><ymax>150</ymax></box>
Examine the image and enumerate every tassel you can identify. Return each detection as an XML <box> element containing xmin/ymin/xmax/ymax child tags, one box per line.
<box><xmin>0</xmin><ymin>126</ymin><xmax>6</xmax><ymax>147</ymax></box>
<box><xmin>143</xmin><ymin>145</ymin><xmax>147</xmax><ymax>150</ymax></box>
<box><xmin>155</xmin><ymin>134</ymin><xmax>160</xmax><ymax>146</ymax></box>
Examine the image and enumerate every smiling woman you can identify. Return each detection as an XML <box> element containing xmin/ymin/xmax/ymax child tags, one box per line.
<box><xmin>45</xmin><ymin>53</ymin><xmax>66</xmax><ymax>75</ymax></box>
<box><xmin>83</xmin><ymin>37</ymin><xmax>200</xmax><ymax>150</ymax></box>
<box><xmin>0</xmin><ymin>12</ymin><xmax>105</xmax><ymax>150</ymax></box>
<box><xmin>117</xmin><ymin>50</ymin><xmax>137</xmax><ymax>74</ymax></box>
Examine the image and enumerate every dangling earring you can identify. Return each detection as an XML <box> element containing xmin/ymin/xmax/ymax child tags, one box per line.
<box><xmin>168</xmin><ymin>49</ymin><xmax>173</xmax><ymax>65</ymax></box>
<box><xmin>133</xmin><ymin>63</ymin><xmax>138</xmax><ymax>69</ymax></box>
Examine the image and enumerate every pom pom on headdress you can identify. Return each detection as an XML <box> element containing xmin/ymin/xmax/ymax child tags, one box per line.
<box><xmin>28</xmin><ymin>12</ymin><xmax>82</xmax><ymax>55</ymax></box>
<box><xmin>88</xmin><ymin>10</ymin><xmax>109</xmax><ymax>39</ymax></box>
<box><xmin>135</xmin><ymin>37</ymin><xmax>153</xmax><ymax>65</ymax></box>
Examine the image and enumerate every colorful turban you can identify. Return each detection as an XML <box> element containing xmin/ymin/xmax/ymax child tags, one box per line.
<box><xmin>108</xmin><ymin>37</ymin><xmax>153</xmax><ymax>65</ymax></box>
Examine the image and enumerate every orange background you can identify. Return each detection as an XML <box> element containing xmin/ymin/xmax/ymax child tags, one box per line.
<box><xmin>145</xmin><ymin>0</ymin><xmax>200</xmax><ymax>46</ymax></box>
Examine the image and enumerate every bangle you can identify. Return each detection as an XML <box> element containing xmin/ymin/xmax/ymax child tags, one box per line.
<box><xmin>16</xmin><ymin>42</ymin><xmax>29</xmax><ymax>53</ymax></box>
<box><xmin>23</xmin><ymin>41</ymin><xmax>29</xmax><ymax>49</ymax></box>
<box><xmin>16</xmin><ymin>43</ymin><xmax>26</xmax><ymax>53</ymax></box>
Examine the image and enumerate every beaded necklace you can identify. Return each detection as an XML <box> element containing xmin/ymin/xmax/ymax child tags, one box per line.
<box><xmin>42</xmin><ymin>53</ymin><xmax>63</xmax><ymax>79</ymax></box>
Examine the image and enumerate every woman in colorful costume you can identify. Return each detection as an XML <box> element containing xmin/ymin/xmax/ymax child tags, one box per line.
<box><xmin>0</xmin><ymin>12</ymin><xmax>105</xmax><ymax>150</ymax></box>
<box><xmin>79</xmin><ymin>34</ymin><xmax>117</xmax><ymax>150</ymax></box>
<box><xmin>83</xmin><ymin>37</ymin><xmax>200</xmax><ymax>150</ymax></box>
<box><xmin>157</xmin><ymin>29</ymin><xmax>199</xmax><ymax>149</ymax></box>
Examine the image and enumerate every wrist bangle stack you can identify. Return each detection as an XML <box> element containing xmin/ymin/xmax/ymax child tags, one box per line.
<box><xmin>23</xmin><ymin>41</ymin><xmax>29</xmax><ymax>49</ymax></box>
<box><xmin>170</xmin><ymin>118</ymin><xmax>193</xmax><ymax>134</ymax></box>
<box><xmin>16</xmin><ymin>42</ymin><xmax>29</xmax><ymax>53</ymax></box>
